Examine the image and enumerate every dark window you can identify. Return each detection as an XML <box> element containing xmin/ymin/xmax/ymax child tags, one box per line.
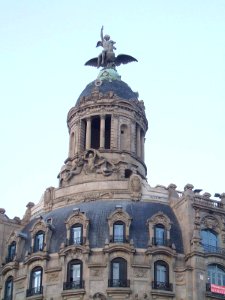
<box><xmin>70</xmin><ymin>224</ymin><xmax>83</xmax><ymax>245</ymax></box>
<box><xmin>109</xmin><ymin>257</ymin><xmax>129</xmax><ymax>287</ymax></box>
<box><xmin>4</xmin><ymin>276</ymin><xmax>13</xmax><ymax>300</ymax></box>
<box><xmin>105</xmin><ymin>115</ymin><xmax>111</xmax><ymax>149</ymax></box>
<box><xmin>208</xmin><ymin>264</ymin><xmax>225</xmax><ymax>286</ymax></box>
<box><xmin>201</xmin><ymin>229</ymin><xmax>218</xmax><ymax>252</ymax></box>
<box><xmin>91</xmin><ymin>116</ymin><xmax>100</xmax><ymax>149</ymax></box>
<box><xmin>113</xmin><ymin>221</ymin><xmax>125</xmax><ymax>243</ymax></box>
<box><xmin>7</xmin><ymin>241</ymin><xmax>16</xmax><ymax>262</ymax></box>
<box><xmin>34</xmin><ymin>231</ymin><xmax>45</xmax><ymax>252</ymax></box>
<box><xmin>64</xmin><ymin>259</ymin><xmax>84</xmax><ymax>290</ymax></box>
<box><xmin>154</xmin><ymin>224</ymin><xmax>166</xmax><ymax>245</ymax></box>
<box><xmin>153</xmin><ymin>261</ymin><xmax>172</xmax><ymax>291</ymax></box>
<box><xmin>27</xmin><ymin>267</ymin><xmax>43</xmax><ymax>297</ymax></box>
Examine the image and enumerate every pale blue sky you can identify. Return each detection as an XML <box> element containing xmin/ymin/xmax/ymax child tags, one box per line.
<box><xmin>0</xmin><ymin>0</ymin><xmax>225</xmax><ymax>218</ymax></box>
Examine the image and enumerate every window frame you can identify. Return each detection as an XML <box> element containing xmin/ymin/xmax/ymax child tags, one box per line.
<box><xmin>63</xmin><ymin>259</ymin><xmax>84</xmax><ymax>290</ymax></box>
<box><xmin>33</xmin><ymin>230</ymin><xmax>45</xmax><ymax>252</ymax></box>
<box><xmin>7</xmin><ymin>241</ymin><xmax>16</xmax><ymax>262</ymax></box>
<box><xmin>4</xmin><ymin>276</ymin><xmax>13</xmax><ymax>300</ymax></box>
<box><xmin>70</xmin><ymin>224</ymin><xmax>83</xmax><ymax>245</ymax></box>
<box><xmin>153</xmin><ymin>260</ymin><xmax>170</xmax><ymax>290</ymax></box>
<box><xmin>113</xmin><ymin>221</ymin><xmax>125</xmax><ymax>243</ymax></box>
<box><xmin>154</xmin><ymin>224</ymin><xmax>166</xmax><ymax>246</ymax></box>
<box><xmin>27</xmin><ymin>266</ymin><xmax>43</xmax><ymax>296</ymax></box>
<box><xmin>110</xmin><ymin>257</ymin><xmax>128</xmax><ymax>287</ymax></box>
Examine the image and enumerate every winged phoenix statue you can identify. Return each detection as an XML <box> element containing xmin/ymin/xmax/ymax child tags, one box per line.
<box><xmin>85</xmin><ymin>26</ymin><xmax>138</xmax><ymax>68</ymax></box>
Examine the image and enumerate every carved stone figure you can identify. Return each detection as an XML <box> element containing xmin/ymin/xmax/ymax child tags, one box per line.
<box><xmin>44</xmin><ymin>187</ymin><xmax>55</xmax><ymax>210</ymax></box>
<box><xmin>129</xmin><ymin>174</ymin><xmax>142</xmax><ymax>200</ymax></box>
<box><xmin>85</xmin><ymin>26</ymin><xmax>138</xmax><ymax>68</ymax></box>
<box><xmin>83</xmin><ymin>149</ymin><xmax>117</xmax><ymax>176</ymax></box>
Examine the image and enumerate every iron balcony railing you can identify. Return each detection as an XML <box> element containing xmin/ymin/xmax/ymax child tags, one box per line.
<box><xmin>152</xmin><ymin>281</ymin><xmax>173</xmax><ymax>291</ymax></box>
<box><xmin>202</xmin><ymin>244</ymin><xmax>225</xmax><ymax>255</ymax></box>
<box><xmin>69</xmin><ymin>237</ymin><xmax>83</xmax><ymax>245</ymax></box>
<box><xmin>152</xmin><ymin>237</ymin><xmax>172</xmax><ymax>247</ymax></box>
<box><xmin>5</xmin><ymin>256</ymin><xmax>14</xmax><ymax>263</ymax></box>
<box><xmin>108</xmin><ymin>279</ymin><xmax>130</xmax><ymax>288</ymax></box>
<box><xmin>112</xmin><ymin>235</ymin><xmax>127</xmax><ymax>243</ymax></box>
<box><xmin>63</xmin><ymin>280</ymin><xmax>85</xmax><ymax>290</ymax></box>
<box><xmin>26</xmin><ymin>286</ymin><xmax>43</xmax><ymax>297</ymax></box>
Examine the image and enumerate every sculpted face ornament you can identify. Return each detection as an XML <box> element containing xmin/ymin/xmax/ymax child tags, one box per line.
<box><xmin>85</xmin><ymin>26</ymin><xmax>138</xmax><ymax>69</ymax></box>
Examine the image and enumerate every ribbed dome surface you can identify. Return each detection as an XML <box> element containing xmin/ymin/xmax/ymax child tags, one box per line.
<box><xmin>76</xmin><ymin>79</ymin><xmax>138</xmax><ymax>106</ymax></box>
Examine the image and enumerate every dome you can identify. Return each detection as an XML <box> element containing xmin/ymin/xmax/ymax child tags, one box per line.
<box><xmin>76</xmin><ymin>69</ymin><xmax>139</xmax><ymax>106</ymax></box>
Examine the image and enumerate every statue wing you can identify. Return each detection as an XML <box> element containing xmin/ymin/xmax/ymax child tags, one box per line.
<box><xmin>84</xmin><ymin>57</ymin><xmax>98</xmax><ymax>67</ymax></box>
<box><xmin>115</xmin><ymin>54</ymin><xmax>138</xmax><ymax>66</ymax></box>
<box><xmin>96</xmin><ymin>41</ymin><xmax>103</xmax><ymax>47</ymax></box>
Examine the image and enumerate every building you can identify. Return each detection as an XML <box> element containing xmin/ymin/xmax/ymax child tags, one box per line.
<box><xmin>1</xmin><ymin>31</ymin><xmax>225</xmax><ymax>300</ymax></box>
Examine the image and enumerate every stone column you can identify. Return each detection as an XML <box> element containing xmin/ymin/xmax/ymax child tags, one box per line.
<box><xmin>141</xmin><ymin>133</ymin><xmax>145</xmax><ymax>161</ymax></box>
<box><xmin>100</xmin><ymin>115</ymin><xmax>106</xmax><ymax>149</ymax></box>
<box><xmin>86</xmin><ymin>117</ymin><xmax>91</xmax><ymax>149</ymax></box>
<box><xmin>136</xmin><ymin>124</ymin><xmax>141</xmax><ymax>157</ymax></box>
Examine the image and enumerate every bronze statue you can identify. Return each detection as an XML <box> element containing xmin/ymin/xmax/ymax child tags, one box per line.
<box><xmin>85</xmin><ymin>26</ymin><xmax>137</xmax><ymax>68</ymax></box>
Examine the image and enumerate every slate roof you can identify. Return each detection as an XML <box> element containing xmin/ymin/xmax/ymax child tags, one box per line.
<box><xmin>76</xmin><ymin>80</ymin><xmax>138</xmax><ymax>106</ymax></box>
<box><xmin>21</xmin><ymin>200</ymin><xmax>183</xmax><ymax>258</ymax></box>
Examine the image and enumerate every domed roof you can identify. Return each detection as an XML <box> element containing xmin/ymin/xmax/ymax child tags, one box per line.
<box><xmin>76</xmin><ymin>69</ymin><xmax>138</xmax><ymax>106</ymax></box>
<box><xmin>20</xmin><ymin>200</ymin><xmax>183</xmax><ymax>259</ymax></box>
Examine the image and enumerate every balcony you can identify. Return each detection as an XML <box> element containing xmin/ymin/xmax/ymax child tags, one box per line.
<box><xmin>26</xmin><ymin>286</ymin><xmax>43</xmax><ymax>297</ymax></box>
<box><xmin>68</xmin><ymin>237</ymin><xmax>83</xmax><ymax>246</ymax></box>
<box><xmin>152</xmin><ymin>281</ymin><xmax>173</xmax><ymax>291</ymax></box>
<box><xmin>206</xmin><ymin>283</ymin><xmax>225</xmax><ymax>299</ymax></box>
<box><xmin>152</xmin><ymin>238</ymin><xmax>172</xmax><ymax>247</ymax></box>
<box><xmin>63</xmin><ymin>280</ymin><xmax>85</xmax><ymax>290</ymax></box>
<box><xmin>112</xmin><ymin>235</ymin><xmax>127</xmax><ymax>243</ymax></box>
<box><xmin>202</xmin><ymin>244</ymin><xmax>225</xmax><ymax>256</ymax></box>
<box><xmin>108</xmin><ymin>279</ymin><xmax>130</xmax><ymax>288</ymax></box>
<box><xmin>5</xmin><ymin>256</ymin><xmax>14</xmax><ymax>263</ymax></box>
<box><xmin>194</xmin><ymin>196</ymin><xmax>223</xmax><ymax>210</ymax></box>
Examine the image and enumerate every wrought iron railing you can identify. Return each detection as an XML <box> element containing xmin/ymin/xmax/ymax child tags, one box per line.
<box><xmin>112</xmin><ymin>235</ymin><xmax>126</xmax><ymax>243</ymax></box>
<box><xmin>69</xmin><ymin>237</ymin><xmax>83</xmax><ymax>245</ymax></box>
<box><xmin>5</xmin><ymin>256</ymin><xmax>14</xmax><ymax>263</ymax></box>
<box><xmin>63</xmin><ymin>280</ymin><xmax>84</xmax><ymax>290</ymax></box>
<box><xmin>152</xmin><ymin>237</ymin><xmax>172</xmax><ymax>247</ymax></box>
<box><xmin>108</xmin><ymin>279</ymin><xmax>130</xmax><ymax>288</ymax></box>
<box><xmin>26</xmin><ymin>286</ymin><xmax>43</xmax><ymax>297</ymax></box>
<box><xmin>152</xmin><ymin>281</ymin><xmax>173</xmax><ymax>291</ymax></box>
<box><xmin>202</xmin><ymin>244</ymin><xmax>225</xmax><ymax>255</ymax></box>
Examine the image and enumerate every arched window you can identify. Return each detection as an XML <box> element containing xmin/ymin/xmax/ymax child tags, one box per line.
<box><xmin>7</xmin><ymin>241</ymin><xmax>16</xmax><ymax>262</ymax></box>
<box><xmin>70</xmin><ymin>224</ymin><xmax>83</xmax><ymax>245</ymax></box>
<box><xmin>153</xmin><ymin>261</ymin><xmax>172</xmax><ymax>291</ymax></box>
<box><xmin>113</xmin><ymin>221</ymin><xmax>125</xmax><ymax>243</ymax></box>
<box><xmin>27</xmin><ymin>267</ymin><xmax>43</xmax><ymax>297</ymax></box>
<box><xmin>64</xmin><ymin>259</ymin><xmax>83</xmax><ymax>290</ymax></box>
<box><xmin>109</xmin><ymin>258</ymin><xmax>129</xmax><ymax>287</ymax></box>
<box><xmin>154</xmin><ymin>224</ymin><xmax>166</xmax><ymax>246</ymax></box>
<box><xmin>4</xmin><ymin>276</ymin><xmax>13</xmax><ymax>300</ymax></box>
<box><xmin>33</xmin><ymin>231</ymin><xmax>45</xmax><ymax>252</ymax></box>
<box><xmin>208</xmin><ymin>264</ymin><xmax>225</xmax><ymax>286</ymax></box>
<box><xmin>201</xmin><ymin>229</ymin><xmax>218</xmax><ymax>253</ymax></box>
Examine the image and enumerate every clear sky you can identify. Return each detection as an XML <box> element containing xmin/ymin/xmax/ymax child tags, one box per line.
<box><xmin>0</xmin><ymin>0</ymin><xmax>225</xmax><ymax>219</ymax></box>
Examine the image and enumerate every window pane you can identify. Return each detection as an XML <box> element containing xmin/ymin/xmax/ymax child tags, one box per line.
<box><xmin>114</xmin><ymin>224</ymin><xmax>124</xmax><ymax>242</ymax></box>
<box><xmin>70</xmin><ymin>264</ymin><xmax>81</xmax><ymax>282</ymax></box>
<box><xmin>5</xmin><ymin>279</ymin><xmax>13</xmax><ymax>297</ymax></box>
<box><xmin>155</xmin><ymin>226</ymin><xmax>165</xmax><ymax>245</ymax></box>
<box><xmin>32</xmin><ymin>270</ymin><xmax>41</xmax><ymax>288</ymax></box>
<box><xmin>72</xmin><ymin>227</ymin><xmax>82</xmax><ymax>244</ymax></box>
<box><xmin>156</xmin><ymin>264</ymin><xmax>166</xmax><ymax>282</ymax></box>
<box><xmin>208</xmin><ymin>265</ymin><xmax>225</xmax><ymax>286</ymax></box>
<box><xmin>113</xmin><ymin>263</ymin><xmax>120</xmax><ymax>280</ymax></box>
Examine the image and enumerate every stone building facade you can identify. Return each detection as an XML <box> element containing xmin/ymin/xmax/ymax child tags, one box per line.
<box><xmin>1</xmin><ymin>65</ymin><xmax>225</xmax><ymax>300</ymax></box>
